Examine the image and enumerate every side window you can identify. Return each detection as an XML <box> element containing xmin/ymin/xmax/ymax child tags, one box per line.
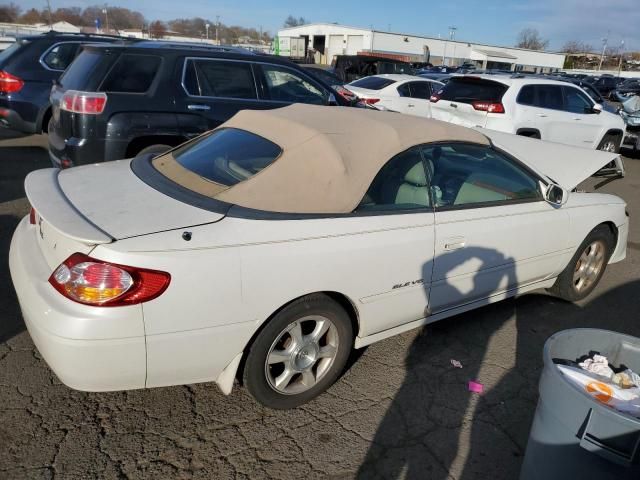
<box><xmin>408</xmin><ymin>82</ymin><xmax>431</xmax><ymax>100</ymax></box>
<box><xmin>422</xmin><ymin>143</ymin><xmax>540</xmax><ymax>208</ymax></box>
<box><xmin>187</xmin><ymin>59</ymin><xmax>256</xmax><ymax>99</ymax></box>
<box><xmin>42</xmin><ymin>43</ymin><xmax>79</xmax><ymax>71</ymax></box>
<box><xmin>259</xmin><ymin>64</ymin><xmax>327</xmax><ymax>105</ymax></box>
<box><xmin>516</xmin><ymin>85</ymin><xmax>535</xmax><ymax>106</ymax></box>
<box><xmin>563</xmin><ymin>87</ymin><xmax>593</xmax><ymax>114</ymax></box>
<box><xmin>356</xmin><ymin>148</ymin><xmax>430</xmax><ymax>212</ymax></box>
<box><xmin>533</xmin><ymin>85</ymin><xmax>563</xmax><ymax>110</ymax></box>
<box><xmin>397</xmin><ymin>83</ymin><xmax>411</xmax><ymax>97</ymax></box>
<box><xmin>101</xmin><ymin>54</ymin><xmax>161</xmax><ymax>93</ymax></box>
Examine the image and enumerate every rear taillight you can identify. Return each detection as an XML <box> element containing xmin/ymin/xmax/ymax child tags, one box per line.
<box><xmin>49</xmin><ymin>253</ymin><xmax>170</xmax><ymax>306</ymax></box>
<box><xmin>60</xmin><ymin>90</ymin><xmax>107</xmax><ymax>115</ymax></box>
<box><xmin>362</xmin><ymin>98</ymin><xmax>380</xmax><ymax>105</ymax></box>
<box><xmin>430</xmin><ymin>94</ymin><xmax>441</xmax><ymax>103</ymax></box>
<box><xmin>29</xmin><ymin>207</ymin><xmax>37</xmax><ymax>225</ymax></box>
<box><xmin>0</xmin><ymin>70</ymin><xmax>24</xmax><ymax>94</ymax></box>
<box><xmin>471</xmin><ymin>101</ymin><xmax>505</xmax><ymax>114</ymax></box>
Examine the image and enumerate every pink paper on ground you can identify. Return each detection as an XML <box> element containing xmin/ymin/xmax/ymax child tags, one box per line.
<box><xmin>468</xmin><ymin>380</ymin><xmax>484</xmax><ymax>394</ymax></box>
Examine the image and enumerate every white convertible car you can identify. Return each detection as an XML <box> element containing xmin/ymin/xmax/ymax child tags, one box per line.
<box><xmin>10</xmin><ymin>105</ymin><xmax>628</xmax><ymax>409</ymax></box>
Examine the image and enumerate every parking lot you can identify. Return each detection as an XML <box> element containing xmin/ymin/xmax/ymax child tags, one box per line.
<box><xmin>0</xmin><ymin>129</ymin><xmax>639</xmax><ymax>479</ymax></box>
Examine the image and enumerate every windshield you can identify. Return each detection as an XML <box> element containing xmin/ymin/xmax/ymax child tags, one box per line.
<box><xmin>153</xmin><ymin>128</ymin><xmax>282</xmax><ymax>192</ymax></box>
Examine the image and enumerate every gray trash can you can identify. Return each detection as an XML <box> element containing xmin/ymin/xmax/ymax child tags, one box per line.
<box><xmin>521</xmin><ymin>328</ymin><xmax>640</xmax><ymax>480</ymax></box>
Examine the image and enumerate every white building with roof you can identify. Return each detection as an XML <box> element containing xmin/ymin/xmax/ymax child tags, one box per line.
<box><xmin>276</xmin><ymin>23</ymin><xmax>565</xmax><ymax>72</ymax></box>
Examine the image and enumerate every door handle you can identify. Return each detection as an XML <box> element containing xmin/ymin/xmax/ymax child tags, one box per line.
<box><xmin>573</xmin><ymin>118</ymin><xmax>582</xmax><ymax>121</ymax></box>
<box><xmin>444</xmin><ymin>237</ymin><xmax>466</xmax><ymax>251</ymax></box>
<box><xmin>187</xmin><ymin>104</ymin><xmax>211</xmax><ymax>111</ymax></box>
<box><xmin>408</xmin><ymin>104</ymin><xmax>415</xmax><ymax>107</ymax></box>
<box><xmin>536</xmin><ymin>113</ymin><xmax>548</xmax><ymax>117</ymax></box>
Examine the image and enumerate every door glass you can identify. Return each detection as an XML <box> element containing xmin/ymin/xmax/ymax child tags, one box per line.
<box><xmin>42</xmin><ymin>43</ymin><xmax>79</xmax><ymax>71</ymax></box>
<box><xmin>533</xmin><ymin>85</ymin><xmax>563</xmax><ymax>110</ymax></box>
<box><xmin>188</xmin><ymin>59</ymin><xmax>257</xmax><ymax>99</ymax></box>
<box><xmin>397</xmin><ymin>83</ymin><xmax>410</xmax><ymax>97</ymax></box>
<box><xmin>101</xmin><ymin>54</ymin><xmax>161</xmax><ymax>93</ymax></box>
<box><xmin>409</xmin><ymin>82</ymin><xmax>432</xmax><ymax>100</ymax></box>
<box><xmin>356</xmin><ymin>148</ymin><xmax>430</xmax><ymax>211</ymax></box>
<box><xmin>422</xmin><ymin>144</ymin><xmax>540</xmax><ymax>208</ymax></box>
<box><xmin>260</xmin><ymin>64</ymin><xmax>327</xmax><ymax>104</ymax></box>
<box><xmin>563</xmin><ymin>87</ymin><xmax>593</xmax><ymax>114</ymax></box>
<box><xmin>516</xmin><ymin>85</ymin><xmax>535</xmax><ymax>106</ymax></box>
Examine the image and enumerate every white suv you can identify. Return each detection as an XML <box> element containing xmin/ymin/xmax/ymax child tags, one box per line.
<box><xmin>430</xmin><ymin>75</ymin><xmax>626</xmax><ymax>152</ymax></box>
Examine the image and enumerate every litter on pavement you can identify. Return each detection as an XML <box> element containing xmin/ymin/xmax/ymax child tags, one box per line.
<box><xmin>468</xmin><ymin>380</ymin><xmax>484</xmax><ymax>394</ymax></box>
<box><xmin>451</xmin><ymin>359</ymin><xmax>463</xmax><ymax>369</ymax></box>
<box><xmin>555</xmin><ymin>353</ymin><xmax>640</xmax><ymax>418</ymax></box>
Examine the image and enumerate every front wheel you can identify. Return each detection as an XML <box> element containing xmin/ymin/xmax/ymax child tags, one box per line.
<box><xmin>548</xmin><ymin>225</ymin><xmax>614</xmax><ymax>302</ymax></box>
<box><xmin>243</xmin><ymin>294</ymin><xmax>353</xmax><ymax>409</ymax></box>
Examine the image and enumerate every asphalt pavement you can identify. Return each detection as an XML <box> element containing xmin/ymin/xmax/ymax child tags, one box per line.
<box><xmin>1</xmin><ymin>130</ymin><xmax>639</xmax><ymax>479</ymax></box>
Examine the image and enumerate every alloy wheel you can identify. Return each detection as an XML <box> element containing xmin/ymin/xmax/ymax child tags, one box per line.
<box><xmin>573</xmin><ymin>240</ymin><xmax>606</xmax><ymax>292</ymax></box>
<box><xmin>265</xmin><ymin>315</ymin><xmax>339</xmax><ymax>395</ymax></box>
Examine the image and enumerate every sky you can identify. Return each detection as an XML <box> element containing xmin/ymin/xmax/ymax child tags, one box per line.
<box><xmin>18</xmin><ymin>0</ymin><xmax>640</xmax><ymax>51</ymax></box>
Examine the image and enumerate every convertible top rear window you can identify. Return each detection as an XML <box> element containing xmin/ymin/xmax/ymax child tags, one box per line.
<box><xmin>153</xmin><ymin>128</ymin><xmax>282</xmax><ymax>193</ymax></box>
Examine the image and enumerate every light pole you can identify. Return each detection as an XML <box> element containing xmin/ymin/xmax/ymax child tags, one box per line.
<box><xmin>448</xmin><ymin>26</ymin><xmax>457</xmax><ymax>67</ymax></box>
<box><xmin>45</xmin><ymin>0</ymin><xmax>53</xmax><ymax>29</ymax></box>
<box><xmin>618</xmin><ymin>39</ymin><xmax>625</xmax><ymax>76</ymax></box>
<box><xmin>102</xmin><ymin>4</ymin><xmax>109</xmax><ymax>33</ymax></box>
<box><xmin>215</xmin><ymin>15</ymin><xmax>220</xmax><ymax>45</ymax></box>
<box><xmin>598</xmin><ymin>32</ymin><xmax>608</xmax><ymax>71</ymax></box>
<box><xmin>205</xmin><ymin>23</ymin><xmax>210</xmax><ymax>40</ymax></box>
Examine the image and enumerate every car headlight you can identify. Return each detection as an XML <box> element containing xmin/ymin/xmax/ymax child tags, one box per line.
<box><xmin>627</xmin><ymin>115</ymin><xmax>640</xmax><ymax>126</ymax></box>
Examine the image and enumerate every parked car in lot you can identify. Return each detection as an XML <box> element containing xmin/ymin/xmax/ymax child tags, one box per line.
<box><xmin>332</xmin><ymin>55</ymin><xmax>415</xmax><ymax>83</ymax></box>
<box><xmin>48</xmin><ymin>41</ymin><xmax>350</xmax><ymax>167</ymax></box>
<box><xmin>553</xmin><ymin>77</ymin><xmax>619</xmax><ymax>113</ymax></box>
<box><xmin>611</xmin><ymin>78</ymin><xmax>640</xmax><ymax>102</ymax></box>
<box><xmin>430</xmin><ymin>75</ymin><xmax>626</xmax><ymax>153</ymax></box>
<box><xmin>0</xmin><ymin>31</ymin><xmax>118</xmax><ymax>134</ymax></box>
<box><xmin>10</xmin><ymin>105</ymin><xmax>628</xmax><ymax>408</ymax></box>
<box><xmin>345</xmin><ymin>74</ymin><xmax>443</xmax><ymax>117</ymax></box>
<box><xmin>584</xmin><ymin>75</ymin><xmax>619</xmax><ymax>99</ymax></box>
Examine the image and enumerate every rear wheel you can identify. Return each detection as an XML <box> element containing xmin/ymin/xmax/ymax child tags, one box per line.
<box><xmin>243</xmin><ymin>294</ymin><xmax>353</xmax><ymax>409</ymax></box>
<box><xmin>135</xmin><ymin>144</ymin><xmax>172</xmax><ymax>158</ymax></box>
<box><xmin>597</xmin><ymin>134</ymin><xmax>621</xmax><ymax>153</ymax></box>
<box><xmin>548</xmin><ymin>225</ymin><xmax>614</xmax><ymax>302</ymax></box>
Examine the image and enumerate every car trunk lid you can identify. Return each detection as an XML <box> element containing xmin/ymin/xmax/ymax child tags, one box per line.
<box><xmin>25</xmin><ymin>162</ymin><xmax>224</xmax><ymax>268</ymax></box>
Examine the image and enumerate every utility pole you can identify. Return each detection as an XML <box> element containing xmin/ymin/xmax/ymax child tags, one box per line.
<box><xmin>205</xmin><ymin>23</ymin><xmax>210</xmax><ymax>40</ymax></box>
<box><xmin>618</xmin><ymin>39</ymin><xmax>625</xmax><ymax>76</ymax></box>
<box><xmin>101</xmin><ymin>4</ymin><xmax>109</xmax><ymax>33</ymax></box>
<box><xmin>598</xmin><ymin>32</ymin><xmax>608</xmax><ymax>71</ymax></box>
<box><xmin>45</xmin><ymin>0</ymin><xmax>53</xmax><ymax>29</ymax></box>
<box><xmin>215</xmin><ymin>15</ymin><xmax>220</xmax><ymax>44</ymax></box>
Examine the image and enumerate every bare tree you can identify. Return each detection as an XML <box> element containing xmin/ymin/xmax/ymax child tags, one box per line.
<box><xmin>283</xmin><ymin>15</ymin><xmax>307</xmax><ymax>28</ymax></box>
<box><xmin>19</xmin><ymin>8</ymin><xmax>43</xmax><ymax>24</ymax></box>
<box><xmin>149</xmin><ymin>20</ymin><xmax>167</xmax><ymax>39</ymax></box>
<box><xmin>0</xmin><ymin>2</ymin><xmax>21</xmax><ymax>23</ymax></box>
<box><xmin>562</xmin><ymin>40</ymin><xmax>594</xmax><ymax>54</ymax></box>
<box><xmin>516</xmin><ymin>28</ymin><xmax>549</xmax><ymax>51</ymax></box>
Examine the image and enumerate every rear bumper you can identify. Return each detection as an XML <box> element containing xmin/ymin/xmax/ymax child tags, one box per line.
<box><xmin>9</xmin><ymin>216</ymin><xmax>146</xmax><ymax>391</ymax></box>
<box><xmin>0</xmin><ymin>101</ymin><xmax>37</xmax><ymax>134</ymax></box>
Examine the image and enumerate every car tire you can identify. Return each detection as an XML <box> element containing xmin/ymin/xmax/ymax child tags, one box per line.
<box><xmin>548</xmin><ymin>225</ymin><xmax>615</xmax><ymax>302</ymax></box>
<box><xmin>597</xmin><ymin>134</ymin><xmax>621</xmax><ymax>153</ymax></box>
<box><xmin>243</xmin><ymin>294</ymin><xmax>353</xmax><ymax>409</ymax></box>
<box><xmin>136</xmin><ymin>144</ymin><xmax>172</xmax><ymax>157</ymax></box>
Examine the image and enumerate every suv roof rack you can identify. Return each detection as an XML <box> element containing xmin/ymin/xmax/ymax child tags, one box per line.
<box><xmin>42</xmin><ymin>30</ymin><xmax>128</xmax><ymax>40</ymax></box>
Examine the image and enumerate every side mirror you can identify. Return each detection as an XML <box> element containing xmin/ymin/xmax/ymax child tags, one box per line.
<box><xmin>592</xmin><ymin>103</ymin><xmax>603</xmax><ymax>114</ymax></box>
<box><xmin>545</xmin><ymin>183</ymin><xmax>568</xmax><ymax>206</ymax></box>
<box><xmin>327</xmin><ymin>93</ymin><xmax>338</xmax><ymax>106</ymax></box>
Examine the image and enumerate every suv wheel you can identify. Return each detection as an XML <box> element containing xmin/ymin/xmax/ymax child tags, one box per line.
<box><xmin>136</xmin><ymin>144</ymin><xmax>172</xmax><ymax>157</ymax></box>
<box><xmin>243</xmin><ymin>294</ymin><xmax>353</xmax><ymax>409</ymax></box>
<box><xmin>597</xmin><ymin>134</ymin><xmax>620</xmax><ymax>153</ymax></box>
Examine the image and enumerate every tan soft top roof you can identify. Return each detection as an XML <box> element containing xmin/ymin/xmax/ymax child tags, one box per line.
<box><xmin>154</xmin><ymin>104</ymin><xmax>489</xmax><ymax>214</ymax></box>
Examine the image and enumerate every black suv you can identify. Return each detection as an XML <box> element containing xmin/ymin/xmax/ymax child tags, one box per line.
<box><xmin>0</xmin><ymin>31</ymin><xmax>118</xmax><ymax>134</ymax></box>
<box><xmin>48</xmin><ymin>41</ymin><xmax>350</xmax><ymax>167</ymax></box>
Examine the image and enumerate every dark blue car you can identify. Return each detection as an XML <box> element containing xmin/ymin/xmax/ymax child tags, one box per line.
<box><xmin>0</xmin><ymin>31</ymin><xmax>118</xmax><ymax>135</ymax></box>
